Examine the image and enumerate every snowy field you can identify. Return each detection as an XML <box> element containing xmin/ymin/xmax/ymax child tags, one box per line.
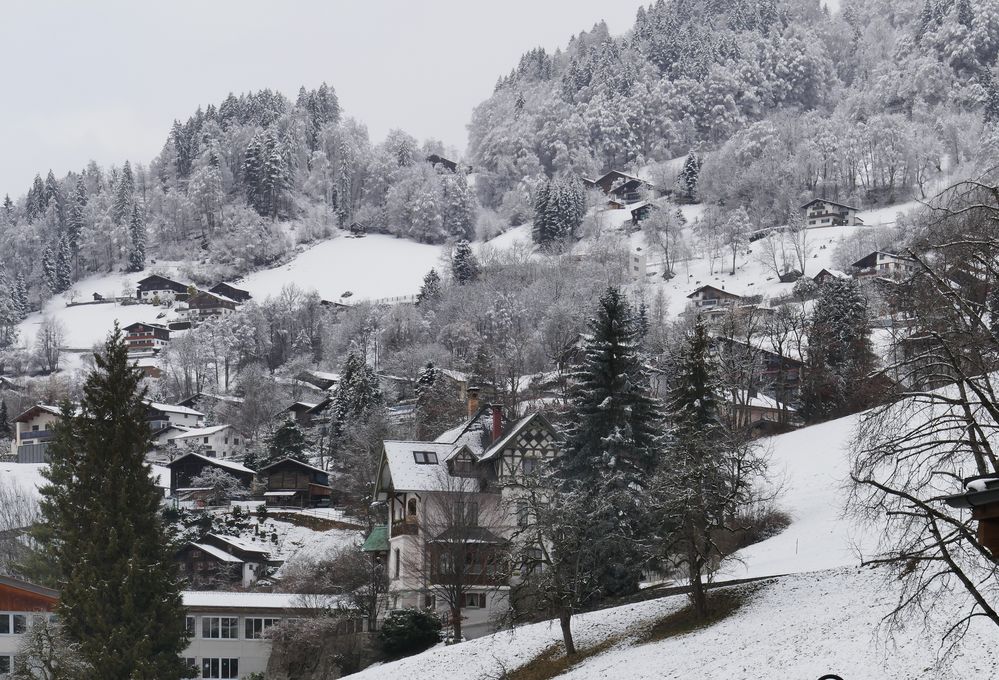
<box><xmin>352</xmin><ymin>566</ymin><xmax>996</xmax><ymax>680</ymax></box>
<box><xmin>236</xmin><ymin>231</ymin><xmax>444</xmax><ymax>303</ymax></box>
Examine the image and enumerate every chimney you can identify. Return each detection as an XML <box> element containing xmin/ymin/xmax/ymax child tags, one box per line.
<box><xmin>491</xmin><ymin>403</ymin><xmax>503</xmax><ymax>443</ymax></box>
<box><xmin>467</xmin><ymin>386</ymin><xmax>480</xmax><ymax>419</ymax></box>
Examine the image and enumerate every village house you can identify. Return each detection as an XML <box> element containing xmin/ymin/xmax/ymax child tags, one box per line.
<box><xmin>135</xmin><ymin>274</ymin><xmax>191</xmax><ymax>303</ymax></box>
<box><xmin>630</xmin><ymin>201</ymin><xmax>656</xmax><ymax>225</ymax></box>
<box><xmin>295</xmin><ymin>369</ymin><xmax>341</xmax><ymax>392</ymax></box>
<box><xmin>0</xmin><ymin>576</ymin><xmax>363</xmax><ymax>679</ymax></box>
<box><xmin>426</xmin><ymin>153</ymin><xmax>461</xmax><ymax>173</ymax></box>
<box><xmin>181</xmin><ymin>591</ymin><xmax>366</xmax><ymax>679</ymax></box>
<box><xmin>167</xmin><ymin>452</ymin><xmax>255</xmax><ymax>497</ymax></box>
<box><xmin>147</xmin><ymin>401</ymin><xmax>205</xmax><ymax>430</ymax></box>
<box><xmin>186</xmin><ymin>291</ymin><xmax>238</xmax><ymax>321</ymax></box>
<box><xmin>686</xmin><ymin>284</ymin><xmax>743</xmax><ymax>309</ymax></box>
<box><xmin>372</xmin><ymin>403</ymin><xmax>560</xmax><ymax>638</ymax></box>
<box><xmin>0</xmin><ymin>575</ymin><xmax>59</xmax><ymax>673</ymax></box>
<box><xmin>800</xmin><ymin>198</ymin><xmax>864</xmax><ymax>228</ymax></box>
<box><xmin>176</xmin><ymin>533</ymin><xmax>272</xmax><ymax>589</ymax></box>
<box><xmin>812</xmin><ymin>268</ymin><xmax>851</xmax><ymax>285</ymax></box>
<box><xmin>208</xmin><ymin>282</ymin><xmax>252</xmax><ymax>303</ymax></box>
<box><xmin>709</xmin><ymin>336</ymin><xmax>804</xmax><ymax>401</ymax></box>
<box><xmin>721</xmin><ymin>388</ymin><xmax>798</xmax><ymax>437</ymax></box>
<box><xmin>167</xmin><ymin>425</ymin><xmax>245</xmax><ymax>460</ymax></box>
<box><xmin>589</xmin><ymin>170</ymin><xmax>660</xmax><ymax>204</ymax></box>
<box><xmin>259</xmin><ymin>457</ymin><xmax>333</xmax><ymax>508</ymax></box>
<box><xmin>123</xmin><ymin>321</ymin><xmax>171</xmax><ymax>355</ymax></box>
<box><xmin>851</xmin><ymin>251</ymin><xmax>916</xmax><ymax>279</ymax></box>
<box><xmin>280</xmin><ymin>400</ymin><xmax>321</xmax><ymax>426</ymax></box>
<box><xmin>10</xmin><ymin>404</ymin><xmax>63</xmax><ymax>463</ymax></box>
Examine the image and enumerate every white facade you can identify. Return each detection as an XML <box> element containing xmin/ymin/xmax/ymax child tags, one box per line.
<box><xmin>10</xmin><ymin>405</ymin><xmax>62</xmax><ymax>462</ymax></box>
<box><xmin>168</xmin><ymin>425</ymin><xmax>244</xmax><ymax>459</ymax></box>
<box><xmin>181</xmin><ymin>592</ymin><xmax>363</xmax><ymax>679</ymax></box>
<box><xmin>802</xmin><ymin>199</ymin><xmax>862</xmax><ymax>228</ymax></box>
<box><xmin>148</xmin><ymin>401</ymin><xmax>205</xmax><ymax>430</ymax></box>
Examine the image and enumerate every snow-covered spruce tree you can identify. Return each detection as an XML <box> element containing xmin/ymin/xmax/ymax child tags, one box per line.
<box><xmin>127</xmin><ymin>205</ymin><xmax>145</xmax><ymax>273</ymax></box>
<box><xmin>41</xmin><ymin>244</ymin><xmax>58</xmax><ymax>294</ymax></box>
<box><xmin>652</xmin><ymin>316</ymin><xmax>766</xmax><ymax>619</ymax></box>
<box><xmin>555</xmin><ymin>287</ymin><xmax>662</xmax><ymax>596</ymax></box>
<box><xmin>111</xmin><ymin>160</ymin><xmax>134</xmax><ymax>226</ymax></box>
<box><xmin>800</xmin><ymin>277</ymin><xmax>878</xmax><ymax>423</ymax></box>
<box><xmin>67</xmin><ymin>176</ymin><xmax>86</xmax><ymax>256</ymax></box>
<box><xmin>441</xmin><ymin>170</ymin><xmax>476</xmax><ymax>240</ymax></box>
<box><xmin>325</xmin><ymin>351</ymin><xmax>383</xmax><ymax>449</ymax></box>
<box><xmin>676</xmin><ymin>150</ymin><xmax>701</xmax><ymax>202</ymax></box>
<box><xmin>35</xmin><ymin>326</ymin><xmax>193</xmax><ymax>678</ymax></box>
<box><xmin>451</xmin><ymin>239</ymin><xmax>480</xmax><ymax>285</ymax></box>
<box><xmin>413</xmin><ymin>362</ymin><xmax>464</xmax><ymax>440</ymax></box>
<box><xmin>415</xmin><ymin>268</ymin><xmax>442</xmax><ymax>307</ymax></box>
<box><xmin>533</xmin><ymin>176</ymin><xmax>585</xmax><ymax>246</ymax></box>
<box><xmin>55</xmin><ymin>235</ymin><xmax>72</xmax><ymax>292</ymax></box>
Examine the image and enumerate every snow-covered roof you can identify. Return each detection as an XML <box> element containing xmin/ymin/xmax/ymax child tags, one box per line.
<box><xmin>814</xmin><ymin>268</ymin><xmax>849</xmax><ymax>280</ymax></box>
<box><xmin>188</xmin><ymin>542</ymin><xmax>244</xmax><ymax>563</ymax></box>
<box><xmin>167</xmin><ymin>452</ymin><xmax>254</xmax><ymax>475</ymax></box>
<box><xmin>207</xmin><ymin>533</ymin><xmax>270</xmax><ymax>556</ymax></box>
<box><xmin>381</xmin><ymin>441</ymin><xmax>456</xmax><ymax>492</ymax></box>
<box><xmin>725</xmin><ymin>390</ymin><xmax>795</xmax><ymax>413</ymax></box>
<box><xmin>147</xmin><ymin>401</ymin><xmax>204</xmax><ymax>417</ymax></box>
<box><xmin>182</xmin><ymin>591</ymin><xmax>346</xmax><ymax>611</ymax></box>
<box><xmin>258</xmin><ymin>457</ymin><xmax>328</xmax><ymax>475</ymax></box>
<box><xmin>439</xmin><ymin>368</ymin><xmax>469</xmax><ymax>382</ymax></box>
<box><xmin>13</xmin><ymin>403</ymin><xmax>63</xmax><ymax>422</ymax></box>
<box><xmin>168</xmin><ymin>424</ymin><xmax>231</xmax><ymax>441</ymax></box>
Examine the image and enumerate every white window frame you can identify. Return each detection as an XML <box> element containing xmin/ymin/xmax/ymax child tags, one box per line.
<box><xmin>201</xmin><ymin>616</ymin><xmax>239</xmax><ymax>640</ymax></box>
<box><xmin>0</xmin><ymin>613</ymin><xmax>27</xmax><ymax>635</ymax></box>
<box><xmin>244</xmin><ymin>617</ymin><xmax>280</xmax><ymax>640</ymax></box>
<box><xmin>201</xmin><ymin>657</ymin><xmax>239</xmax><ymax>679</ymax></box>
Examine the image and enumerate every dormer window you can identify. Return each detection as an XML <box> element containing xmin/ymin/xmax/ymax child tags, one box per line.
<box><xmin>413</xmin><ymin>451</ymin><xmax>438</xmax><ymax>464</ymax></box>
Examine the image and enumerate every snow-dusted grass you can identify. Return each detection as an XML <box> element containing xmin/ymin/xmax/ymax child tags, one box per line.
<box><xmin>353</xmin><ymin>567</ymin><xmax>997</xmax><ymax>680</ymax></box>
<box><xmin>237</xmin><ymin>230</ymin><xmax>445</xmax><ymax>303</ymax></box>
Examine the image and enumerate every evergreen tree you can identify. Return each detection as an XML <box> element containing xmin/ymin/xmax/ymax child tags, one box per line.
<box><xmin>416</xmin><ymin>268</ymin><xmax>442</xmax><ymax>306</ymax></box>
<box><xmin>111</xmin><ymin>161</ymin><xmax>134</xmax><ymax>226</ymax></box>
<box><xmin>330</xmin><ymin>352</ymin><xmax>383</xmax><ymax>427</ymax></box>
<box><xmin>56</xmin><ymin>235</ymin><xmax>72</xmax><ymax>292</ymax></box>
<box><xmin>677</xmin><ymin>150</ymin><xmax>701</xmax><ymax>202</ymax></box>
<box><xmin>14</xmin><ymin>272</ymin><xmax>28</xmax><ymax>318</ymax></box>
<box><xmin>451</xmin><ymin>240</ymin><xmax>481</xmax><ymax>284</ymax></box>
<box><xmin>244</xmin><ymin>133</ymin><xmax>265</xmax><ymax>212</ymax></box>
<box><xmin>35</xmin><ymin>326</ymin><xmax>193</xmax><ymax>678</ymax></box>
<box><xmin>41</xmin><ymin>245</ymin><xmax>58</xmax><ymax>293</ymax></box>
<box><xmin>956</xmin><ymin>0</ymin><xmax>973</xmax><ymax>27</ymax></box>
<box><xmin>413</xmin><ymin>363</ymin><xmax>465</xmax><ymax>439</ymax></box>
<box><xmin>1</xmin><ymin>195</ymin><xmax>13</xmax><ymax>226</ymax></box>
<box><xmin>127</xmin><ymin>205</ymin><xmax>146</xmax><ymax>272</ymax></box>
<box><xmin>800</xmin><ymin>277</ymin><xmax>877</xmax><ymax>422</ymax></box>
<box><xmin>265</xmin><ymin>420</ymin><xmax>309</xmax><ymax>465</ymax></box>
<box><xmin>0</xmin><ymin>265</ymin><xmax>20</xmax><ymax>349</ymax></box>
<box><xmin>555</xmin><ymin>287</ymin><xmax>662</xmax><ymax>595</ymax></box>
<box><xmin>441</xmin><ymin>171</ymin><xmax>476</xmax><ymax>240</ymax></box>
<box><xmin>533</xmin><ymin>176</ymin><xmax>585</xmax><ymax>245</ymax></box>
<box><xmin>0</xmin><ymin>399</ymin><xmax>8</xmax><ymax>436</ymax></box>
<box><xmin>67</xmin><ymin>177</ymin><xmax>87</xmax><ymax>255</ymax></box>
<box><xmin>261</xmin><ymin>129</ymin><xmax>288</xmax><ymax>219</ymax></box>
<box><xmin>655</xmin><ymin>315</ymin><xmax>732</xmax><ymax>619</ymax></box>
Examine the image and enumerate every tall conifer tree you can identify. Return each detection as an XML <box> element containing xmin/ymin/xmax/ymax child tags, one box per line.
<box><xmin>36</xmin><ymin>326</ymin><xmax>193</xmax><ymax>679</ymax></box>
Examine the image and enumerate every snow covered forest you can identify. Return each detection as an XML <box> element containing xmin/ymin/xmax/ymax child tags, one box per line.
<box><xmin>3</xmin><ymin>0</ymin><xmax>999</xmax><ymax>678</ymax></box>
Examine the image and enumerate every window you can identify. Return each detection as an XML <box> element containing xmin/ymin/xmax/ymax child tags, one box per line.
<box><xmin>203</xmin><ymin>437</ymin><xmax>209</xmax><ymax>444</ymax></box>
<box><xmin>245</xmin><ymin>617</ymin><xmax>280</xmax><ymax>640</ymax></box>
<box><xmin>393</xmin><ymin>549</ymin><xmax>401</xmax><ymax>579</ymax></box>
<box><xmin>185</xmin><ymin>616</ymin><xmax>195</xmax><ymax>637</ymax></box>
<box><xmin>455</xmin><ymin>500</ymin><xmax>478</xmax><ymax>526</ymax></box>
<box><xmin>413</xmin><ymin>451</ymin><xmax>438</xmax><ymax>464</ymax></box>
<box><xmin>0</xmin><ymin>614</ymin><xmax>26</xmax><ymax>635</ymax></box>
<box><xmin>407</xmin><ymin>498</ymin><xmax>418</xmax><ymax>518</ymax></box>
<box><xmin>521</xmin><ymin>457</ymin><xmax>537</xmax><ymax>475</ymax></box>
<box><xmin>0</xmin><ymin>655</ymin><xmax>10</xmax><ymax>674</ymax></box>
<box><xmin>183</xmin><ymin>658</ymin><xmax>197</xmax><ymax>673</ymax></box>
<box><xmin>423</xmin><ymin>593</ymin><xmax>437</xmax><ymax>610</ymax></box>
<box><xmin>516</xmin><ymin>500</ymin><xmax>530</xmax><ymax>528</ymax></box>
<box><xmin>202</xmin><ymin>617</ymin><xmax>239</xmax><ymax>639</ymax></box>
<box><xmin>463</xmin><ymin>593</ymin><xmax>486</xmax><ymax>608</ymax></box>
<box><xmin>201</xmin><ymin>658</ymin><xmax>239</xmax><ymax>679</ymax></box>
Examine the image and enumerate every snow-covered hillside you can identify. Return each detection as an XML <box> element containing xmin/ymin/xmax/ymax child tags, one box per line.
<box><xmin>349</xmin><ymin>409</ymin><xmax>989</xmax><ymax>680</ymax></box>
<box><xmin>236</xmin><ymin>230</ymin><xmax>444</xmax><ymax>304</ymax></box>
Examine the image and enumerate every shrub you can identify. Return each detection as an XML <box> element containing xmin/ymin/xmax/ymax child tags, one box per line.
<box><xmin>378</xmin><ymin>608</ymin><xmax>442</xmax><ymax>658</ymax></box>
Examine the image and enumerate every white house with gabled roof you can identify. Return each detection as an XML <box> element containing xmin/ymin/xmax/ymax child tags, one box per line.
<box><xmin>372</xmin><ymin>404</ymin><xmax>560</xmax><ymax>638</ymax></box>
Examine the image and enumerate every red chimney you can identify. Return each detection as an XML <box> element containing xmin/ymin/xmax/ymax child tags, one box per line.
<box><xmin>490</xmin><ymin>404</ymin><xmax>503</xmax><ymax>443</ymax></box>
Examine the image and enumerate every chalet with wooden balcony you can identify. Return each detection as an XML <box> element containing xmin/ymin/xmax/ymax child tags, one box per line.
<box><xmin>851</xmin><ymin>251</ymin><xmax>915</xmax><ymax>279</ymax></box>
<box><xmin>801</xmin><ymin>198</ymin><xmax>864</xmax><ymax>228</ymax></box>
<box><xmin>176</xmin><ymin>533</ymin><xmax>272</xmax><ymax>589</ymax></box>
<box><xmin>372</xmin><ymin>403</ymin><xmax>560</xmax><ymax>638</ymax></box>
<box><xmin>186</xmin><ymin>291</ymin><xmax>238</xmax><ymax>321</ymax></box>
<box><xmin>136</xmin><ymin>274</ymin><xmax>191</xmax><ymax>303</ymax></box>
<box><xmin>0</xmin><ymin>575</ymin><xmax>58</xmax><ymax>672</ymax></box>
<box><xmin>167</xmin><ymin>452</ymin><xmax>255</xmax><ymax>497</ymax></box>
<box><xmin>686</xmin><ymin>284</ymin><xmax>743</xmax><ymax>309</ymax></box>
<box><xmin>258</xmin><ymin>457</ymin><xmax>333</xmax><ymax>508</ymax></box>
<box><xmin>124</xmin><ymin>321</ymin><xmax>171</xmax><ymax>355</ymax></box>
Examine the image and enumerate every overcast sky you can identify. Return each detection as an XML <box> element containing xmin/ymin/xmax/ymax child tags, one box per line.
<box><xmin>0</xmin><ymin>0</ymin><xmax>648</xmax><ymax>197</ymax></box>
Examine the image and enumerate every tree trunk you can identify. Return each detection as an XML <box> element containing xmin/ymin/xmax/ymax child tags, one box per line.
<box><xmin>689</xmin><ymin>555</ymin><xmax>707</xmax><ymax>620</ymax></box>
<box><xmin>559</xmin><ymin>609</ymin><xmax>576</xmax><ymax>656</ymax></box>
<box><xmin>451</xmin><ymin>607</ymin><xmax>462</xmax><ymax>642</ymax></box>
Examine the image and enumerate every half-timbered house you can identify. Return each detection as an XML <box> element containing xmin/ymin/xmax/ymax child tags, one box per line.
<box><xmin>372</xmin><ymin>404</ymin><xmax>560</xmax><ymax>638</ymax></box>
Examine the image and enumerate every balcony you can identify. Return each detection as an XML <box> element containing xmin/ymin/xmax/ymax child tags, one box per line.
<box><xmin>391</xmin><ymin>518</ymin><xmax>419</xmax><ymax>537</ymax></box>
<box><xmin>19</xmin><ymin>430</ymin><xmax>54</xmax><ymax>443</ymax></box>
